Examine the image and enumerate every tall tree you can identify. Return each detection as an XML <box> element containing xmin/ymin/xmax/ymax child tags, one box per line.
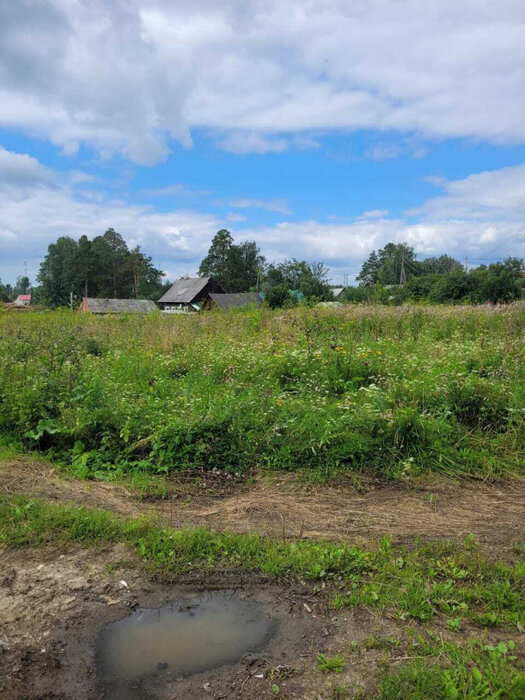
<box><xmin>416</xmin><ymin>254</ymin><xmax>462</xmax><ymax>275</ymax></box>
<box><xmin>37</xmin><ymin>236</ymin><xmax>79</xmax><ymax>306</ymax></box>
<box><xmin>357</xmin><ymin>243</ymin><xmax>416</xmax><ymax>286</ymax></box>
<box><xmin>13</xmin><ymin>275</ymin><xmax>30</xmax><ymax>295</ymax></box>
<box><xmin>198</xmin><ymin>230</ymin><xmax>264</xmax><ymax>291</ymax></box>
<box><xmin>198</xmin><ymin>229</ymin><xmax>234</xmax><ymax>283</ymax></box>
<box><xmin>0</xmin><ymin>279</ymin><xmax>11</xmax><ymax>302</ymax></box>
<box><xmin>92</xmin><ymin>228</ymin><xmax>129</xmax><ymax>298</ymax></box>
<box><xmin>126</xmin><ymin>245</ymin><xmax>163</xmax><ymax>298</ymax></box>
<box><xmin>74</xmin><ymin>235</ymin><xmax>95</xmax><ymax>298</ymax></box>
<box><xmin>356</xmin><ymin>250</ymin><xmax>381</xmax><ymax>286</ymax></box>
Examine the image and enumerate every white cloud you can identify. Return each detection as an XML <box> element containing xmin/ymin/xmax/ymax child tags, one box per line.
<box><xmin>1</xmin><ymin>1</ymin><xmax>524</xmax><ymax>161</ymax></box>
<box><xmin>217</xmin><ymin>132</ymin><xmax>289</xmax><ymax>155</ymax></box>
<box><xmin>0</xmin><ymin>146</ymin><xmax>56</xmax><ymax>187</ymax></box>
<box><xmin>364</xmin><ymin>144</ymin><xmax>402</xmax><ymax>161</ymax></box>
<box><xmin>223</xmin><ymin>197</ymin><xmax>291</xmax><ymax>215</ymax></box>
<box><xmin>226</xmin><ymin>212</ymin><xmax>248</xmax><ymax>223</ymax></box>
<box><xmin>358</xmin><ymin>209</ymin><xmax>390</xmax><ymax>219</ymax></box>
<box><xmin>408</xmin><ymin>164</ymin><xmax>525</xmax><ymax>220</ymax></box>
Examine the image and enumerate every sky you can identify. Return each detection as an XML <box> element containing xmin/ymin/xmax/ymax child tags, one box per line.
<box><xmin>1</xmin><ymin>0</ymin><xmax>525</xmax><ymax>286</ymax></box>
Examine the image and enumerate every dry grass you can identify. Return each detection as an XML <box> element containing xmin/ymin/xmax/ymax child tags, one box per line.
<box><xmin>1</xmin><ymin>457</ymin><xmax>524</xmax><ymax>559</ymax></box>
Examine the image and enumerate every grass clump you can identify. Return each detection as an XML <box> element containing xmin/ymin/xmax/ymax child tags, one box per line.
<box><xmin>0</xmin><ymin>304</ymin><xmax>523</xmax><ymax>482</ymax></box>
<box><xmin>318</xmin><ymin>653</ymin><xmax>346</xmax><ymax>672</ymax></box>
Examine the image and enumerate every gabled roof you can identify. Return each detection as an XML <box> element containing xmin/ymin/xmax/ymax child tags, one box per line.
<box><xmin>159</xmin><ymin>277</ymin><xmax>215</xmax><ymax>304</ymax></box>
<box><xmin>209</xmin><ymin>292</ymin><xmax>263</xmax><ymax>311</ymax></box>
<box><xmin>83</xmin><ymin>298</ymin><xmax>157</xmax><ymax>314</ymax></box>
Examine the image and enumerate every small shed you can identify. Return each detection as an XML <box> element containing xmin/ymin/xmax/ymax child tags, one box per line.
<box><xmin>204</xmin><ymin>292</ymin><xmax>263</xmax><ymax>311</ymax></box>
<box><xmin>14</xmin><ymin>294</ymin><xmax>32</xmax><ymax>307</ymax></box>
<box><xmin>158</xmin><ymin>277</ymin><xmax>225</xmax><ymax>313</ymax></box>
<box><xmin>81</xmin><ymin>298</ymin><xmax>158</xmax><ymax>314</ymax></box>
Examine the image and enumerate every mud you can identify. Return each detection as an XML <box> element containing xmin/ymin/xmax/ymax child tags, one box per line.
<box><xmin>1</xmin><ymin>544</ymin><xmax>396</xmax><ymax>699</ymax></box>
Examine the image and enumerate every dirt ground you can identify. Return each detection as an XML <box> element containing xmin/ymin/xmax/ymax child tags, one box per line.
<box><xmin>0</xmin><ymin>543</ymin><xmax>403</xmax><ymax>700</ymax></box>
<box><xmin>1</xmin><ymin>456</ymin><xmax>524</xmax><ymax>558</ymax></box>
<box><xmin>1</xmin><ymin>457</ymin><xmax>524</xmax><ymax>699</ymax></box>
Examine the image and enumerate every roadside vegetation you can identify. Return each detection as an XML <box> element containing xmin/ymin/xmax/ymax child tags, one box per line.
<box><xmin>0</xmin><ymin>304</ymin><xmax>523</xmax><ymax>482</ymax></box>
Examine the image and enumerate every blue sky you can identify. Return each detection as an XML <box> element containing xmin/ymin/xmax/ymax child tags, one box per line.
<box><xmin>1</xmin><ymin>1</ymin><xmax>525</xmax><ymax>286</ymax></box>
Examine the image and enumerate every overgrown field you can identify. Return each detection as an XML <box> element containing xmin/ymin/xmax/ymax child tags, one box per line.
<box><xmin>1</xmin><ymin>304</ymin><xmax>524</xmax><ymax>481</ymax></box>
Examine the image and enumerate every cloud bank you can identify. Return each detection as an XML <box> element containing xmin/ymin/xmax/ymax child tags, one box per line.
<box><xmin>1</xmin><ymin>1</ymin><xmax>524</xmax><ymax>162</ymax></box>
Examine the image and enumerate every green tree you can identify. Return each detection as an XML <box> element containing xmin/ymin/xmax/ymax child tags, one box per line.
<box><xmin>126</xmin><ymin>245</ymin><xmax>164</xmax><ymax>299</ymax></box>
<box><xmin>37</xmin><ymin>236</ymin><xmax>79</xmax><ymax>306</ymax></box>
<box><xmin>198</xmin><ymin>229</ymin><xmax>235</xmax><ymax>283</ymax></box>
<box><xmin>13</xmin><ymin>275</ymin><xmax>31</xmax><ymax>296</ymax></box>
<box><xmin>199</xmin><ymin>230</ymin><xmax>265</xmax><ymax>292</ymax></box>
<box><xmin>266</xmin><ymin>283</ymin><xmax>293</xmax><ymax>309</ymax></box>
<box><xmin>91</xmin><ymin>228</ymin><xmax>129</xmax><ymax>298</ymax></box>
<box><xmin>356</xmin><ymin>250</ymin><xmax>381</xmax><ymax>286</ymax></box>
<box><xmin>262</xmin><ymin>259</ymin><xmax>332</xmax><ymax>300</ymax></box>
<box><xmin>37</xmin><ymin>229</ymin><xmax>165</xmax><ymax>306</ymax></box>
<box><xmin>416</xmin><ymin>255</ymin><xmax>462</xmax><ymax>275</ymax></box>
<box><xmin>0</xmin><ymin>279</ymin><xmax>11</xmax><ymax>302</ymax></box>
<box><xmin>357</xmin><ymin>244</ymin><xmax>416</xmax><ymax>286</ymax></box>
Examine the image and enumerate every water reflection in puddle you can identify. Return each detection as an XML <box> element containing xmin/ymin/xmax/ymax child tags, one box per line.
<box><xmin>97</xmin><ymin>591</ymin><xmax>275</xmax><ymax>682</ymax></box>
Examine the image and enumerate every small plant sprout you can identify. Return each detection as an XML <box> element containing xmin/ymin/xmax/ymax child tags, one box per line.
<box><xmin>447</xmin><ymin>617</ymin><xmax>462</xmax><ymax>632</ymax></box>
<box><xmin>318</xmin><ymin>653</ymin><xmax>346</xmax><ymax>673</ymax></box>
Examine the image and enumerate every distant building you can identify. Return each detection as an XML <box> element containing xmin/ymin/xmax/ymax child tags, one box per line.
<box><xmin>331</xmin><ymin>287</ymin><xmax>345</xmax><ymax>299</ymax></box>
<box><xmin>204</xmin><ymin>292</ymin><xmax>263</xmax><ymax>311</ymax></box>
<box><xmin>14</xmin><ymin>294</ymin><xmax>32</xmax><ymax>307</ymax></box>
<box><xmin>158</xmin><ymin>277</ymin><xmax>225</xmax><ymax>313</ymax></box>
<box><xmin>81</xmin><ymin>298</ymin><xmax>158</xmax><ymax>314</ymax></box>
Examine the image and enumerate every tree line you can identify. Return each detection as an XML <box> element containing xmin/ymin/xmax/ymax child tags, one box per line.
<box><xmin>31</xmin><ymin>229</ymin><xmax>165</xmax><ymax>307</ymax></box>
<box><xmin>1</xmin><ymin>231</ymin><xmax>523</xmax><ymax>308</ymax></box>
<box><xmin>350</xmin><ymin>243</ymin><xmax>524</xmax><ymax>305</ymax></box>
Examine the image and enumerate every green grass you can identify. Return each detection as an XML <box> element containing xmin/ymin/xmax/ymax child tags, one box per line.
<box><xmin>1</xmin><ymin>495</ymin><xmax>523</xmax><ymax>629</ymax></box>
<box><xmin>0</xmin><ymin>305</ymin><xmax>523</xmax><ymax>482</ymax></box>
<box><xmin>375</xmin><ymin>638</ymin><xmax>524</xmax><ymax>699</ymax></box>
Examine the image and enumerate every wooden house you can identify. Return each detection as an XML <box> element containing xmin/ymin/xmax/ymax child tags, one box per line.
<box><xmin>158</xmin><ymin>277</ymin><xmax>225</xmax><ymax>313</ymax></box>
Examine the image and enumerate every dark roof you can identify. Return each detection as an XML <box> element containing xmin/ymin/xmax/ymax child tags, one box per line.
<box><xmin>209</xmin><ymin>292</ymin><xmax>263</xmax><ymax>311</ymax></box>
<box><xmin>159</xmin><ymin>277</ymin><xmax>215</xmax><ymax>304</ymax></box>
<box><xmin>83</xmin><ymin>298</ymin><xmax>158</xmax><ymax>314</ymax></box>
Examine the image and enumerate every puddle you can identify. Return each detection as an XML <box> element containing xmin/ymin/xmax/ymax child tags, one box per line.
<box><xmin>97</xmin><ymin>591</ymin><xmax>276</xmax><ymax>682</ymax></box>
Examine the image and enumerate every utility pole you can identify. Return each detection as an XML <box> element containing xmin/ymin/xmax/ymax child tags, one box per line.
<box><xmin>400</xmin><ymin>257</ymin><xmax>407</xmax><ymax>285</ymax></box>
<box><xmin>464</xmin><ymin>256</ymin><xmax>469</xmax><ymax>273</ymax></box>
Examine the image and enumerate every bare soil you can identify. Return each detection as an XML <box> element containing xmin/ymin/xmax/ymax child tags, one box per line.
<box><xmin>0</xmin><ymin>544</ymin><xmax>402</xmax><ymax>699</ymax></box>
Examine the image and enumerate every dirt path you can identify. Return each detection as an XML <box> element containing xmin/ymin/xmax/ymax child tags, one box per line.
<box><xmin>2</xmin><ymin>457</ymin><xmax>524</xmax><ymax>557</ymax></box>
<box><xmin>1</xmin><ymin>457</ymin><xmax>525</xmax><ymax>698</ymax></box>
